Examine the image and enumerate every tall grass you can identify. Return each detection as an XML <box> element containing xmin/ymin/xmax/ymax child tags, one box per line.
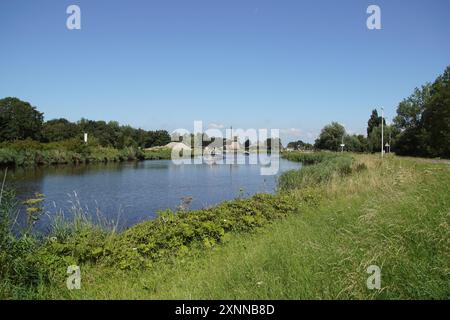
<box><xmin>0</xmin><ymin>182</ymin><xmax>118</xmax><ymax>298</ymax></box>
<box><xmin>281</xmin><ymin>151</ymin><xmax>335</xmax><ymax>164</ymax></box>
<box><xmin>278</xmin><ymin>153</ymin><xmax>366</xmax><ymax>191</ymax></box>
<box><xmin>0</xmin><ymin>170</ymin><xmax>42</xmax><ymax>299</ymax></box>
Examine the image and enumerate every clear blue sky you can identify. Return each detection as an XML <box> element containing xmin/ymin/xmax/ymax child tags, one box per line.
<box><xmin>1</xmin><ymin>0</ymin><xmax>449</xmax><ymax>143</ymax></box>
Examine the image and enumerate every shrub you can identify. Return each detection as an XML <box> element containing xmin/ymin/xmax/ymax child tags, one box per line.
<box><xmin>102</xmin><ymin>193</ymin><xmax>301</xmax><ymax>269</ymax></box>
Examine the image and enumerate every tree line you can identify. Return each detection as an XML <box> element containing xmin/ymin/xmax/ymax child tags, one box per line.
<box><xmin>0</xmin><ymin>97</ymin><xmax>171</xmax><ymax>149</ymax></box>
<box><xmin>289</xmin><ymin>66</ymin><xmax>449</xmax><ymax>158</ymax></box>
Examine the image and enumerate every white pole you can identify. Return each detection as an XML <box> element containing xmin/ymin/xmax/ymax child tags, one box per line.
<box><xmin>381</xmin><ymin>107</ymin><xmax>384</xmax><ymax>158</ymax></box>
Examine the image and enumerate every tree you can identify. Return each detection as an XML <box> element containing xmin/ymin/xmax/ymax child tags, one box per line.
<box><xmin>144</xmin><ymin>130</ymin><xmax>171</xmax><ymax>148</ymax></box>
<box><xmin>393</xmin><ymin>85</ymin><xmax>431</xmax><ymax>131</ymax></box>
<box><xmin>393</xmin><ymin>66</ymin><xmax>450</xmax><ymax>158</ymax></box>
<box><xmin>367</xmin><ymin>109</ymin><xmax>386</xmax><ymax>137</ymax></box>
<box><xmin>41</xmin><ymin>118</ymin><xmax>80</xmax><ymax>142</ymax></box>
<box><xmin>0</xmin><ymin>97</ymin><xmax>44</xmax><ymax>141</ymax></box>
<box><xmin>314</xmin><ymin>122</ymin><xmax>345</xmax><ymax>151</ymax></box>
<box><xmin>287</xmin><ymin>140</ymin><xmax>313</xmax><ymax>151</ymax></box>
<box><xmin>421</xmin><ymin>67</ymin><xmax>450</xmax><ymax>158</ymax></box>
<box><xmin>368</xmin><ymin>125</ymin><xmax>393</xmax><ymax>153</ymax></box>
<box><xmin>344</xmin><ymin>134</ymin><xmax>368</xmax><ymax>153</ymax></box>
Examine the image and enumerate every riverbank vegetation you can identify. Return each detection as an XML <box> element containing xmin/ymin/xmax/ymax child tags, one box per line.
<box><xmin>1</xmin><ymin>152</ymin><xmax>448</xmax><ymax>299</ymax></box>
<box><xmin>0</xmin><ymin>139</ymin><xmax>145</xmax><ymax>167</ymax></box>
<box><xmin>0</xmin><ymin>97</ymin><xmax>172</xmax><ymax>167</ymax></box>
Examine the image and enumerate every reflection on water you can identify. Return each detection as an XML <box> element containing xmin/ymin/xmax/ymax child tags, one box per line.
<box><xmin>1</xmin><ymin>154</ymin><xmax>300</xmax><ymax>231</ymax></box>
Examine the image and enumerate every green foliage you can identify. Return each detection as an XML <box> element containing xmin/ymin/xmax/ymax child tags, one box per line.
<box><xmin>0</xmin><ymin>97</ymin><xmax>171</xmax><ymax>158</ymax></box>
<box><xmin>314</xmin><ymin>122</ymin><xmax>345</xmax><ymax>151</ymax></box>
<box><xmin>0</xmin><ymin>97</ymin><xmax>173</xmax><ymax>167</ymax></box>
<box><xmin>421</xmin><ymin>68</ymin><xmax>450</xmax><ymax>158</ymax></box>
<box><xmin>0</xmin><ymin>97</ymin><xmax>44</xmax><ymax>141</ymax></box>
<box><xmin>281</xmin><ymin>151</ymin><xmax>334</xmax><ymax>164</ymax></box>
<box><xmin>278</xmin><ymin>153</ymin><xmax>364</xmax><ymax>191</ymax></box>
<box><xmin>344</xmin><ymin>134</ymin><xmax>368</xmax><ymax>153</ymax></box>
<box><xmin>77</xmin><ymin>118</ymin><xmax>171</xmax><ymax>149</ymax></box>
<box><xmin>0</xmin><ymin>139</ymin><xmax>149</xmax><ymax>167</ymax></box>
<box><xmin>286</xmin><ymin>140</ymin><xmax>314</xmax><ymax>151</ymax></box>
<box><xmin>0</xmin><ymin>185</ymin><xmax>45</xmax><ymax>298</ymax></box>
<box><xmin>394</xmin><ymin>66</ymin><xmax>450</xmax><ymax>158</ymax></box>
<box><xmin>367</xmin><ymin>125</ymin><xmax>394</xmax><ymax>153</ymax></box>
<box><xmin>22</xmin><ymin>193</ymin><xmax>45</xmax><ymax>234</ymax></box>
<box><xmin>2</xmin><ymin>156</ymin><xmax>448</xmax><ymax>300</ymax></box>
<box><xmin>143</xmin><ymin>148</ymin><xmax>172</xmax><ymax>160</ymax></box>
<box><xmin>314</xmin><ymin>123</ymin><xmax>370</xmax><ymax>153</ymax></box>
<box><xmin>367</xmin><ymin>109</ymin><xmax>386</xmax><ymax>137</ymax></box>
<box><xmin>41</xmin><ymin>118</ymin><xmax>80</xmax><ymax>142</ymax></box>
<box><xmin>105</xmin><ymin>193</ymin><xmax>301</xmax><ymax>270</ymax></box>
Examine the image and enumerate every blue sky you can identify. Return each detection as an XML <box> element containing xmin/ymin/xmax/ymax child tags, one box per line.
<box><xmin>1</xmin><ymin>0</ymin><xmax>449</xmax><ymax>143</ymax></box>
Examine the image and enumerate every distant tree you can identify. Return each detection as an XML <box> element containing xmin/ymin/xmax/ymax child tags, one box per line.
<box><xmin>356</xmin><ymin>134</ymin><xmax>369</xmax><ymax>152</ymax></box>
<box><xmin>77</xmin><ymin>119</ymin><xmax>128</xmax><ymax>148</ymax></box>
<box><xmin>287</xmin><ymin>140</ymin><xmax>313</xmax><ymax>150</ymax></box>
<box><xmin>368</xmin><ymin>125</ymin><xmax>394</xmax><ymax>153</ymax></box>
<box><xmin>343</xmin><ymin>134</ymin><xmax>368</xmax><ymax>153</ymax></box>
<box><xmin>314</xmin><ymin>122</ymin><xmax>345</xmax><ymax>151</ymax></box>
<box><xmin>393</xmin><ymin>85</ymin><xmax>431</xmax><ymax>131</ymax></box>
<box><xmin>0</xmin><ymin>97</ymin><xmax>44</xmax><ymax>141</ymax></box>
<box><xmin>367</xmin><ymin>109</ymin><xmax>386</xmax><ymax>137</ymax></box>
<box><xmin>41</xmin><ymin>118</ymin><xmax>80</xmax><ymax>142</ymax></box>
<box><xmin>145</xmin><ymin>130</ymin><xmax>171</xmax><ymax>148</ymax></box>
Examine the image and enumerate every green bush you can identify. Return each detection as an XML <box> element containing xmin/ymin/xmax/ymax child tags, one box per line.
<box><xmin>104</xmin><ymin>193</ymin><xmax>301</xmax><ymax>269</ymax></box>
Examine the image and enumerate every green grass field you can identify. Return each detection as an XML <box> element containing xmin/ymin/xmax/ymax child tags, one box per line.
<box><xmin>26</xmin><ymin>154</ymin><xmax>449</xmax><ymax>300</ymax></box>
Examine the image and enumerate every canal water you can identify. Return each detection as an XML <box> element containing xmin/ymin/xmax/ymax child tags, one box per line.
<box><xmin>1</xmin><ymin>154</ymin><xmax>300</xmax><ymax>231</ymax></box>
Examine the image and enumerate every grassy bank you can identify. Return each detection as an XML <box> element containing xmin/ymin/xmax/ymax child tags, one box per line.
<box><xmin>0</xmin><ymin>140</ymin><xmax>172</xmax><ymax>167</ymax></box>
<box><xmin>1</xmin><ymin>153</ymin><xmax>449</xmax><ymax>299</ymax></box>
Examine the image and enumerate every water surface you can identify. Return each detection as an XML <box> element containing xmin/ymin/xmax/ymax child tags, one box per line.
<box><xmin>1</xmin><ymin>154</ymin><xmax>300</xmax><ymax>230</ymax></box>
